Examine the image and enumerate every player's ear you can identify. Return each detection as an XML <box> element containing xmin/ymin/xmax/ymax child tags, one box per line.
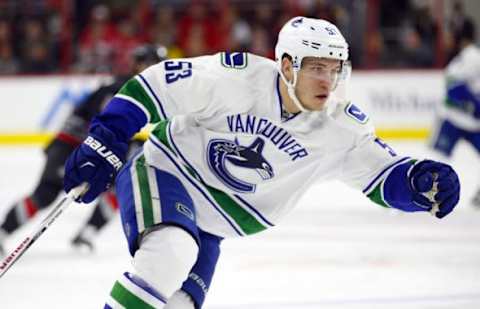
<box><xmin>281</xmin><ymin>56</ymin><xmax>293</xmax><ymax>82</ymax></box>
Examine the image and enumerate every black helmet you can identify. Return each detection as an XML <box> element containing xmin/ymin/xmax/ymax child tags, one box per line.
<box><xmin>456</xmin><ymin>19</ymin><xmax>476</xmax><ymax>42</ymax></box>
<box><xmin>132</xmin><ymin>45</ymin><xmax>168</xmax><ymax>66</ymax></box>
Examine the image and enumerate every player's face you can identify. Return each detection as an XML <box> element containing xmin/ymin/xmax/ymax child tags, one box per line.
<box><xmin>296</xmin><ymin>57</ymin><xmax>342</xmax><ymax>111</ymax></box>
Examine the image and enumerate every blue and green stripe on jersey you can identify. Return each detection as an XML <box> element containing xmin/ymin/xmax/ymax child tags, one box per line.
<box><xmin>114</xmin><ymin>74</ymin><xmax>167</xmax><ymax>123</ymax></box>
<box><xmin>362</xmin><ymin>156</ymin><xmax>413</xmax><ymax>208</ymax></box>
<box><xmin>149</xmin><ymin>120</ymin><xmax>274</xmax><ymax>236</ymax></box>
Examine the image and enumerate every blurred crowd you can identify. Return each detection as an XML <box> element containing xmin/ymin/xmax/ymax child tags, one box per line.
<box><xmin>0</xmin><ymin>0</ymin><xmax>477</xmax><ymax>75</ymax></box>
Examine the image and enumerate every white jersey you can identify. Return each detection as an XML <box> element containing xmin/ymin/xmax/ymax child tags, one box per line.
<box><xmin>116</xmin><ymin>52</ymin><xmax>402</xmax><ymax>238</ymax></box>
<box><xmin>441</xmin><ymin>44</ymin><xmax>480</xmax><ymax>130</ymax></box>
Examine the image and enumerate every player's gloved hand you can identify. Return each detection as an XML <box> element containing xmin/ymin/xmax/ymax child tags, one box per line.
<box><xmin>408</xmin><ymin>160</ymin><xmax>460</xmax><ymax>219</ymax></box>
<box><xmin>64</xmin><ymin>124</ymin><xmax>128</xmax><ymax>203</ymax></box>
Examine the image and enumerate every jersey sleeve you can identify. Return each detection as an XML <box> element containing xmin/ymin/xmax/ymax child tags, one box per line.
<box><xmin>338</xmin><ymin>132</ymin><xmax>407</xmax><ymax>192</ymax></box>
<box><xmin>446</xmin><ymin>48</ymin><xmax>479</xmax><ymax>83</ymax></box>
<box><xmin>333</xmin><ymin>101</ymin><xmax>411</xmax><ymax>207</ymax></box>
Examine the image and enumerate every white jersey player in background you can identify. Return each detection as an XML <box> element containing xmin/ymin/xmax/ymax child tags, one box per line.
<box><xmin>63</xmin><ymin>17</ymin><xmax>460</xmax><ymax>308</ymax></box>
<box><xmin>430</xmin><ymin>18</ymin><xmax>480</xmax><ymax>206</ymax></box>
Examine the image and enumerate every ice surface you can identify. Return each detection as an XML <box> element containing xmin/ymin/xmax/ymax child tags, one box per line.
<box><xmin>0</xmin><ymin>141</ymin><xmax>479</xmax><ymax>309</ymax></box>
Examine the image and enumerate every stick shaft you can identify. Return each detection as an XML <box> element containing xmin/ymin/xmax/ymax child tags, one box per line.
<box><xmin>0</xmin><ymin>184</ymin><xmax>88</xmax><ymax>278</ymax></box>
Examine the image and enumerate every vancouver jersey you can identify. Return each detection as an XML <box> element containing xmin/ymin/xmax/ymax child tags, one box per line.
<box><xmin>114</xmin><ymin>52</ymin><xmax>404</xmax><ymax>238</ymax></box>
<box><xmin>441</xmin><ymin>44</ymin><xmax>480</xmax><ymax>130</ymax></box>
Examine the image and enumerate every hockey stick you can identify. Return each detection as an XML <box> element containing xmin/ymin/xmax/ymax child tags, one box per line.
<box><xmin>0</xmin><ymin>183</ymin><xmax>89</xmax><ymax>279</ymax></box>
<box><xmin>423</xmin><ymin>173</ymin><xmax>440</xmax><ymax>216</ymax></box>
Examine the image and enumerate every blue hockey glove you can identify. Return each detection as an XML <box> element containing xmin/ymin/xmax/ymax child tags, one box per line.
<box><xmin>409</xmin><ymin>160</ymin><xmax>460</xmax><ymax>219</ymax></box>
<box><xmin>64</xmin><ymin>124</ymin><xmax>128</xmax><ymax>203</ymax></box>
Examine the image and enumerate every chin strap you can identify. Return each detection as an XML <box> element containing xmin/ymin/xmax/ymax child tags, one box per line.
<box><xmin>279</xmin><ymin>69</ymin><xmax>308</xmax><ymax>112</ymax></box>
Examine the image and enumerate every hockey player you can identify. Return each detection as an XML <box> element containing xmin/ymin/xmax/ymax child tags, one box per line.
<box><xmin>0</xmin><ymin>44</ymin><xmax>166</xmax><ymax>254</ymax></box>
<box><xmin>63</xmin><ymin>17</ymin><xmax>460</xmax><ymax>308</ymax></box>
<box><xmin>430</xmin><ymin>19</ymin><xmax>480</xmax><ymax>206</ymax></box>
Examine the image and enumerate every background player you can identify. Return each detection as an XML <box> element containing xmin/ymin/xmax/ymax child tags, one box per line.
<box><xmin>430</xmin><ymin>19</ymin><xmax>479</xmax><ymax>206</ymax></box>
<box><xmin>64</xmin><ymin>17</ymin><xmax>460</xmax><ymax>308</ymax></box>
<box><xmin>0</xmin><ymin>44</ymin><xmax>166</xmax><ymax>254</ymax></box>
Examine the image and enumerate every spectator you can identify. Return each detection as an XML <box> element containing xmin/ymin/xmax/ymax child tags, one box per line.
<box><xmin>177</xmin><ymin>1</ymin><xmax>220</xmax><ymax>56</ymax></box>
<box><xmin>182</xmin><ymin>23</ymin><xmax>210</xmax><ymax>57</ymax></box>
<box><xmin>247</xmin><ymin>2</ymin><xmax>278</xmax><ymax>59</ymax></box>
<box><xmin>77</xmin><ymin>4</ymin><xmax>119</xmax><ymax>73</ymax></box>
<box><xmin>0</xmin><ymin>19</ymin><xmax>12</xmax><ymax>46</ymax></box>
<box><xmin>113</xmin><ymin>14</ymin><xmax>146</xmax><ymax>74</ymax></box>
<box><xmin>407</xmin><ymin>4</ymin><xmax>437</xmax><ymax>67</ymax></box>
<box><xmin>149</xmin><ymin>5</ymin><xmax>183</xmax><ymax>58</ymax></box>
<box><xmin>249</xmin><ymin>25</ymin><xmax>273</xmax><ymax>58</ymax></box>
<box><xmin>378</xmin><ymin>0</ymin><xmax>414</xmax><ymax>67</ymax></box>
<box><xmin>0</xmin><ymin>19</ymin><xmax>19</xmax><ymax>74</ymax></box>
<box><xmin>398</xmin><ymin>25</ymin><xmax>434</xmax><ymax>67</ymax></box>
<box><xmin>304</xmin><ymin>0</ymin><xmax>337</xmax><ymax>23</ymax></box>
<box><xmin>0</xmin><ymin>43</ymin><xmax>19</xmax><ymax>74</ymax></box>
<box><xmin>0</xmin><ymin>1</ymin><xmax>458</xmax><ymax>72</ymax></box>
<box><xmin>216</xmin><ymin>3</ymin><xmax>251</xmax><ymax>51</ymax></box>
<box><xmin>22</xmin><ymin>41</ymin><xmax>55</xmax><ymax>73</ymax></box>
<box><xmin>365</xmin><ymin>30</ymin><xmax>385</xmax><ymax>68</ymax></box>
<box><xmin>19</xmin><ymin>18</ymin><xmax>56</xmax><ymax>73</ymax></box>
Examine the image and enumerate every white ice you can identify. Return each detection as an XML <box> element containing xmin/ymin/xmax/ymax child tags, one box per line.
<box><xmin>0</xmin><ymin>141</ymin><xmax>479</xmax><ymax>309</ymax></box>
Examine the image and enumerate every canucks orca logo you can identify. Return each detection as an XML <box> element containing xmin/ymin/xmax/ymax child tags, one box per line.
<box><xmin>207</xmin><ymin>137</ymin><xmax>274</xmax><ymax>193</ymax></box>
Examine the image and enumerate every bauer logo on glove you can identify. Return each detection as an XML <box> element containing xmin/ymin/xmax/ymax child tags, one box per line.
<box><xmin>84</xmin><ymin>136</ymin><xmax>123</xmax><ymax>171</ymax></box>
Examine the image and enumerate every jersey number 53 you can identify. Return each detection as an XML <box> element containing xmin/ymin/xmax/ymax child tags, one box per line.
<box><xmin>165</xmin><ymin>61</ymin><xmax>192</xmax><ymax>84</ymax></box>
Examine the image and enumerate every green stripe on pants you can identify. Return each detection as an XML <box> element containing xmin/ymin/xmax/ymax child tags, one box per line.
<box><xmin>135</xmin><ymin>155</ymin><xmax>154</xmax><ymax>228</ymax></box>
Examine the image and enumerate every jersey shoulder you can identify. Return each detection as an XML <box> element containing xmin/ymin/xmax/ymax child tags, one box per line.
<box><xmin>210</xmin><ymin>52</ymin><xmax>275</xmax><ymax>70</ymax></box>
<box><xmin>206</xmin><ymin>52</ymin><xmax>278</xmax><ymax>112</ymax></box>
<box><xmin>139</xmin><ymin>53</ymin><xmax>277</xmax><ymax>117</ymax></box>
<box><xmin>201</xmin><ymin>52</ymin><xmax>277</xmax><ymax>83</ymax></box>
<box><xmin>328</xmin><ymin>101</ymin><xmax>375</xmax><ymax>136</ymax></box>
<box><xmin>446</xmin><ymin>45</ymin><xmax>480</xmax><ymax>81</ymax></box>
<box><xmin>143</xmin><ymin>52</ymin><xmax>276</xmax><ymax>89</ymax></box>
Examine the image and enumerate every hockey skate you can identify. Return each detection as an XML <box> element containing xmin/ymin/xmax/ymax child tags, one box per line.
<box><xmin>71</xmin><ymin>229</ymin><xmax>95</xmax><ymax>252</ymax></box>
<box><xmin>0</xmin><ymin>229</ymin><xmax>7</xmax><ymax>256</ymax></box>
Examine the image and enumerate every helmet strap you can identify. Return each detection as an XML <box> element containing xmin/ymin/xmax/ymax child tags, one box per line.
<box><xmin>279</xmin><ymin>68</ymin><xmax>308</xmax><ymax>112</ymax></box>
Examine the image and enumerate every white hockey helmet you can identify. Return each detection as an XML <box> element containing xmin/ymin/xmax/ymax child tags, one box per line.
<box><xmin>275</xmin><ymin>17</ymin><xmax>349</xmax><ymax>112</ymax></box>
